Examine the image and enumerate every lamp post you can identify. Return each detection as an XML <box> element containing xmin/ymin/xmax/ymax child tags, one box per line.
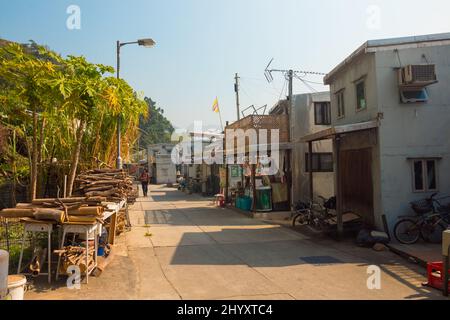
<box><xmin>116</xmin><ymin>38</ymin><xmax>155</xmax><ymax>169</ymax></box>
<box><xmin>137</xmin><ymin>127</ymin><xmax>151</xmax><ymax>162</ymax></box>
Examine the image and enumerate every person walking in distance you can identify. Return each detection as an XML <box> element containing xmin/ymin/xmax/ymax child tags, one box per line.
<box><xmin>139</xmin><ymin>168</ymin><xmax>150</xmax><ymax>197</ymax></box>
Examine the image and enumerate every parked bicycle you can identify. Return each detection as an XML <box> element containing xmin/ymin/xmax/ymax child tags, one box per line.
<box><xmin>292</xmin><ymin>196</ymin><xmax>337</xmax><ymax>233</ymax></box>
<box><xmin>394</xmin><ymin>193</ymin><xmax>450</xmax><ymax>244</ymax></box>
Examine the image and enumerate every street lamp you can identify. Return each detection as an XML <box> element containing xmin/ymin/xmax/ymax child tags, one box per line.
<box><xmin>116</xmin><ymin>38</ymin><xmax>156</xmax><ymax>169</ymax></box>
<box><xmin>137</xmin><ymin>127</ymin><xmax>151</xmax><ymax>162</ymax></box>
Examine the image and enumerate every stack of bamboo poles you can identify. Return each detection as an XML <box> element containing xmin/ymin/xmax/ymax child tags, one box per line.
<box><xmin>0</xmin><ymin>197</ymin><xmax>107</xmax><ymax>224</ymax></box>
<box><xmin>54</xmin><ymin>246</ymin><xmax>95</xmax><ymax>274</ymax></box>
<box><xmin>75</xmin><ymin>169</ymin><xmax>135</xmax><ymax>202</ymax></box>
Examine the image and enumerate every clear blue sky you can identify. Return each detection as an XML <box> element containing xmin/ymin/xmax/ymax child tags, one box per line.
<box><xmin>2</xmin><ymin>0</ymin><xmax>450</xmax><ymax>130</ymax></box>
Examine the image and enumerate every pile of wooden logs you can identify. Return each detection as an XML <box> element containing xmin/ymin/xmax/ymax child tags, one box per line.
<box><xmin>75</xmin><ymin>169</ymin><xmax>134</xmax><ymax>202</ymax></box>
<box><xmin>29</xmin><ymin>247</ymin><xmax>48</xmax><ymax>277</ymax></box>
<box><xmin>0</xmin><ymin>207</ymin><xmax>65</xmax><ymax>223</ymax></box>
<box><xmin>0</xmin><ymin>197</ymin><xmax>107</xmax><ymax>224</ymax></box>
<box><xmin>115</xmin><ymin>209</ymin><xmax>128</xmax><ymax>236</ymax></box>
<box><xmin>55</xmin><ymin>246</ymin><xmax>95</xmax><ymax>274</ymax></box>
<box><xmin>127</xmin><ymin>187</ymin><xmax>139</xmax><ymax>205</ymax></box>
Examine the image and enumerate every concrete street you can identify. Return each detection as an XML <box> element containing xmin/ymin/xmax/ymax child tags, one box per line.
<box><xmin>26</xmin><ymin>185</ymin><xmax>445</xmax><ymax>300</ymax></box>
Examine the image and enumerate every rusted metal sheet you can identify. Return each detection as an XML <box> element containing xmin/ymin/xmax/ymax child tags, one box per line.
<box><xmin>224</xmin><ymin>114</ymin><xmax>290</xmax><ymax>153</ymax></box>
<box><xmin>225</xmin><ymin>114</ymin><xmax>289</xmax><ymax>140</ymax></box>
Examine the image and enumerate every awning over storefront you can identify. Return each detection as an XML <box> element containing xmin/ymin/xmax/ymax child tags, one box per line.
<box><xmin>223</xmin><ymin>142</ymin><xmax>293</xmax><ymax>156</ymax></box>
<box><xmin>300</xmin><ymin>120</ymin><xmax>379</xmax><ymax>143</ymax></box>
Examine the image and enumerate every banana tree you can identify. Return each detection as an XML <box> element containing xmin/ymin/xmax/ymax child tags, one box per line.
<box><xmin>0</xmin><ymin>43</ymin><xmax>62</xmax><ymax>199</ymax></box>
<box><xmin>51</xmin><ymin>56</ymin><xmax>113</xmax><ymax>196</ymax></box>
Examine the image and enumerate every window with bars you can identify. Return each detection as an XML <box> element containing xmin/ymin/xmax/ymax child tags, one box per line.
<box><xmin>314</xmin><ymin>102</ymin><xmax>331</xmax><ymax>125</ymax></box>
<box><xmin>305</xmin><ymin>153</ymin><xmax>334</xmax><ymax>173</ymax></box>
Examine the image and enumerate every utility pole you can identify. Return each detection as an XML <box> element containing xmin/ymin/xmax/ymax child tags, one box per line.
<box><xmin>287</xmin><ymin>70</ymin><xmax>294</xmax><ymax>209</ymax></box>
<box><xmin>288</xmin><ymin>69</ymin><xmax>293</xmax><ymax>115</ymax></box>
<box><xmin>116</xmin><ymin>41</ymin><xmax>122</xmax><ymax>169</ymax></box>
<box><xmin>234</xmin><ymin>73</ymin><xmax>241</xmax><ymax>121</ymax></box>
<box><xmin>264</xmin><ymin>60</ymin><xmax>326</xmax><ymax>209</ymax></box>
<box><xmin>234</xmin><ymin>73</ymin><xmax>244</xmax><ymax>187</ymax></box>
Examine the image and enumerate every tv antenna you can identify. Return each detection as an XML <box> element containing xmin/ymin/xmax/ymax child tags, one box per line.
<box><xmin>263</xmin><ymin>58</ymin><xmax>327</xmax><ymax>213</ymax></box>
<box><xmin>264</xmin><ymin>58</ymin><xmax>326</xmax><ymax>84</ymax></box>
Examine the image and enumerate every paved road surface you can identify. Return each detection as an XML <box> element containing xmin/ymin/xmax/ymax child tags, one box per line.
<box><xmin>26</xmin><ymin>185</ymin><xmax>445</xmax><ymax>300</ymax></box>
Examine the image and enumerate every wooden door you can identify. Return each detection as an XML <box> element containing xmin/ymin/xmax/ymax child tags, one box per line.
<box><xmin>338</xmin><ymin>148</ymin><xmax>374</xmax><ymax>226</ymax></box>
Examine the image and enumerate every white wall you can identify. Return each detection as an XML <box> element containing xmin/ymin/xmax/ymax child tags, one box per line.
<box><xmin>375</xmin><ymin>44</ymin><xmax>450</xmax><ymax>228</ymax></box>
<box><xmin>329</xmin><ymin>53</ymin><xmax>380</xmax><ymax>127</ymax></box>
<box><xmin>327</xmin><ymin>53</ymin><xmax>383</xmax><ymax>228</ymax></box>
<box><xmin>155</xmin><ymin>155</ymin><xmax>177</xmax><ymax>184</ymax></box>
<box><xmin>292</xmin><ymin>92</ymin><xmax>334</xmax><ymax>204</ymax></box>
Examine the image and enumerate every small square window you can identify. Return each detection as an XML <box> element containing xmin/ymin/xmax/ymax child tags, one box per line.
<box><xmin>314</xmin><ymin>102</ymin><xmax>331</xmax><ymax>125</ymax></box>
<box><xmin>305</xmin><ymin>153</ymin><xmax>333</xmax><ymax>173</ymax></box>
<box><xmin>356</xmin><ymin>81</ymin><xmax>366</xmax><ymax>110</ymax></box>
<box><xmin>412</xmin><ymin>159</ymin><xmax>438</xmax><ymax>192</ymax></box>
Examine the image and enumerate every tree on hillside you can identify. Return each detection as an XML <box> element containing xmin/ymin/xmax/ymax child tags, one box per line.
<box><xmin>139</xmin><ymin>97</ymin><xmax>174</xmax><ymax>147</ymax></box>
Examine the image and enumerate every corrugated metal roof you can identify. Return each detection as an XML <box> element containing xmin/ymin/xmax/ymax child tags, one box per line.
<box><xmin>300</xmin><ymin>119</ymin><xmax>379</xmax><ymax>142</ymax></box>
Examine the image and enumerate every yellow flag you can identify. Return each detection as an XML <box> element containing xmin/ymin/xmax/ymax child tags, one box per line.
<box><xmin>212</xmin><ymin>97</ymin><xmax>219</xmax><ymax>113</ymax></box>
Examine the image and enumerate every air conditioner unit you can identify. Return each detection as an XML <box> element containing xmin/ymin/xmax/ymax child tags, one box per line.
<box><xmin>398</xmin><ymin>64</ymin><xmax>438</xmax><ymax>87</ymax></box>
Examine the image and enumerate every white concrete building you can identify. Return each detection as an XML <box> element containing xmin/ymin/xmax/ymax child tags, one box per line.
<box><xmin>148</xmin><ymin>144</ymin><xmax>177</xmax><ymax>184</ymax></box>
<box><xmin>303</xmin><ymin>32</ymin><xmax>450</xmax><ymax>232</ymax></box>
<box><xmin>271</xmin><ymin>93</ymin><xmax>334</xmax><ymax>206</ymax></box>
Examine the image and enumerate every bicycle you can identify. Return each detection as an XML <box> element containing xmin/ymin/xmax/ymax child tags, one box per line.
<box><xmin>393</xmin><ymin>193</ymin><xmax>450</xmax><ymax>244</ymax></box>
<box><xmin>292</xmin><ymin>196</ymin><xmax>337</xmax><ymax>233</ymax></box>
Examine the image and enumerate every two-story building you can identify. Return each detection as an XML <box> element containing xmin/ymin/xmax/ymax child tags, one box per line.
<box><xmin>223</xmin><ymin>92</ymin><xmax>334</xmax><ymax>213</ymax></box>
<box><xmin>271</xmin><ymin>92</ymin><xmax>334</xmax><ymax>206</ymax></box>
<box><xmin>302</xmin><ymin>32</ymin><xmax>450</xmax><ymax>234</ymax></box>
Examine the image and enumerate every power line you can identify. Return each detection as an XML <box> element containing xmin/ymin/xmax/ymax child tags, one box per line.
<box><xmin>293</xmin><ymin>73</ymin><xmax>320</xmax><ymax>93</ymax></box>
<box><xmin>296</xmin><ymin>77</ymin><xmax>318</xmax><ymax>93</ymax></box>
<box><xmin>239</xmin><ymin>77</ymin><xmax>285</xmax><ymax>101</ymax></box>
<box><xmin>295</xmin><ymin>77</ymin><xmax>325</xmax><ymax>86</ymax></box>
<box><xmin>240</xmin><ymin>76</ymin><xmax>283</xmax><ymax>95</ymax></box>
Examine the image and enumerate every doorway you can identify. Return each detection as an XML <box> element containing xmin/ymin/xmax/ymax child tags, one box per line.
<box><xmin>338</xmin><ymin>148</ymin><xmax>375</xmax><ymax>226</ymax></box>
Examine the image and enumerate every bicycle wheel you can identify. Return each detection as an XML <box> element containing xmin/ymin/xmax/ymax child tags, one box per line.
<box><xmin>292</xmin><ymin>212</ymin><xmax>306</xmax><ymax>227</ymax></box>
<box><xmin>306</xmin><ymin>217</ymin><xmax>325</xmax><ymax>233</ymax></box>
<box><xmin>394</xmin><ymin>219</ymin><xmax>421</xmax><ymax>244</ymax></box>
<box><xmin>421</xmin><ymin>221</ymin><xmax>447</xmax><ymax>244</ymax></box>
